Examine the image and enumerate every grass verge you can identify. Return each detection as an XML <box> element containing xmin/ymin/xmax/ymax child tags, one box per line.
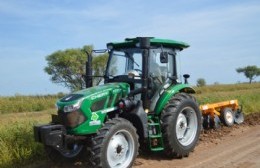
<box><xmin>0</xmin><ymin>94</ymin><xmax>64</xmax><ymax>114</ymax></box>
<box><xmin>0</xmin><ymin>111</ymin><xmax>54</xmax><ymax>168</ymax></box>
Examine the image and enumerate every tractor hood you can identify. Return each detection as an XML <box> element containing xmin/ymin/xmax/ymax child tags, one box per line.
<box><xmin>56</xmin><ymin>82</ymin><xmax>130</xmax><ymax>108</ymax></box>
<box><xmin>55</xmin><ymin>82</ymin><xmax>130</xmax><ymax>134</ymax></box>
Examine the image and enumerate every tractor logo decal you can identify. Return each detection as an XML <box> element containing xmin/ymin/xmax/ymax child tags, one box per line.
<box><xmin>90</xmin><ymin>113</ymin><xmax>101</xmax><ymax>126</ymax></box>
<box><xmin>91</xmin><ymin>112</ymin><xmax>99</xmax><ymax>121</ymax></box>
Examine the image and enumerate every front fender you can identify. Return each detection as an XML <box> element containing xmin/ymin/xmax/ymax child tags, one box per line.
<box><xmin>154</xmin><ymin>84</ymin><xmax>195</xmax><ymax>115</ymax></box>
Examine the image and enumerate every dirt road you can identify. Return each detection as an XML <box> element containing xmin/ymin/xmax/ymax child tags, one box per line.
<box><xmin>134</xmin><ymin>125</ymin><xmax>260</xmax><ymax>168</ymax></box>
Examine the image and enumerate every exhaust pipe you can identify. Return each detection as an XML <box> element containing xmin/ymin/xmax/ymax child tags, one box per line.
<box><xmin>85</xmin><ymin>51</ymin><xmax>93</xmax><ymax>88</ymax></box>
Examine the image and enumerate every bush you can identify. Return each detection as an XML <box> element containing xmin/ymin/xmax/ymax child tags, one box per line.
<box><xmin>0</xmin><ymin>120</ymin><xmax>46</xmax><ymax>168</ymax></box>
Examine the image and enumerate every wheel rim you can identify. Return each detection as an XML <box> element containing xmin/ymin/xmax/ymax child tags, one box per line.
<box><xmin>176</xmin><ymin>107</ymin><xmax>198</xmax><ymax>146</ymax></box>
<box><xmin>58</xmin><ymin>144</ymin><xmax>83</xmax><ymax>158</ymax></box>
<box><xmin>225</xmin><ymin>111</ymin><xmax>234</xmax><ymax>123</ymax></box>
<box><xmin>107</xmin><ymin>130</ymin><xmax>135</xmax><ymax>168</ymax></box>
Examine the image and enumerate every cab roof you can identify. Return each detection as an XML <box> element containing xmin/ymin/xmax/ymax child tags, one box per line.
<box><xmin>107</xmin><ymin>37</ymin><xmax>189</xmax><ymax>50</ymax></box>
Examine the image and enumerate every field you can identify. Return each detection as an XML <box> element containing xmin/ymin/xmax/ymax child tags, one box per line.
<box><xmin>0</xmin><ymin>83</ymin><xmax>259</xmax><ymax>168</ymax></box>
<box><xmin>0</xmin><ymin>94</ymin><xmax>64</xmax><ymax>114</ymax></box>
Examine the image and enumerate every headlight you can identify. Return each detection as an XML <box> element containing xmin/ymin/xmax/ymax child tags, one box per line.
<box><xmin>63</xmin><ymin>101</ymin><xmax>81</xmax><ymax>113</ymax></box>
<box><xmin>58</xmin><ymin>110</ymin><xmax>86</xmax><ymax>128</ymax></box>
<box><xmin>58</xmin><ymin>100</ymin><xmax>86</xmax><ymax>128</ymax></box>
<box><xmin>66</xmin><ymin>110</ymin><xmax>86</xmax><ymax>128</ymax></box>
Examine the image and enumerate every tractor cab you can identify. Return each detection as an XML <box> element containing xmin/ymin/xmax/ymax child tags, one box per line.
<box><xmin>103</xmin><ymin>37</ymin><xmax>190</xmax><ymax>109</ymax></box>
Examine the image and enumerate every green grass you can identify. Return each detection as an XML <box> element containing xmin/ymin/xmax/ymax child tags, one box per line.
<box><xmin>0</xmin><ymin>93</ymin><xmax>64</xmax><ymax>114</ymax></box>
<box><xmin>0</xmin><ymin>111</ymin><xmax>54</xmax><ymax>168</ymax></box>
<box><xmin>195</xmin><ymin>83</ymin><xmax>260</xmax><ymax>114</ymax></box>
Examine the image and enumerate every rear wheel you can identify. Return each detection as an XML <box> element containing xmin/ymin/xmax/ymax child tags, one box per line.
<box><xmin>90</xmin><ymin>118</ymin><xmax>139</xmax><ymax>168</ymax></box>
<box><xmin>220</xmin><ymin>108</ymin><xmax>234</xmax><ymax>127</ymax></box>
<box><xmin>161</xmin><ymin>93</ymin><xmax>201</xmax><ymax>158</ymax></box>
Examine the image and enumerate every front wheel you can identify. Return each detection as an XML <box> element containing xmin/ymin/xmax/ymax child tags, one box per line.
<box><xmin>161</xmin><ymin>93</ymin><xmax>201</xmax><ymax>158</ymax></box>
<box><xmin>90</xmin><ymin>118</ymin><xmax>139</xmax><ymax>168</ymax></box>
<box><xmin>45</xmin><ymin>143</ymin><xmax>85</xmax><ymax>165</ymax></box>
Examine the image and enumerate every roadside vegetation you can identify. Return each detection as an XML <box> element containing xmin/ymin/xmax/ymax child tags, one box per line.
<box><xmin>0</xmin><ymin>94</ymin><xmax>64</xmax><ymax>114</ymax></box>
<box><xmin>0</xmin><ymin>111</ymin><xmax>54</xmax><ymax>168</ymax></box>
<box><xmin>0</xmin><ymin>83</ymin><xmax>259</xmax><ymax>168</ymax></box>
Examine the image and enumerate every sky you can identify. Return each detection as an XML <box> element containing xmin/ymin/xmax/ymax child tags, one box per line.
<box><xmin>0</xmin><ymin>0</ymin><xmax>259</xmax><ymax>96</ymax></box>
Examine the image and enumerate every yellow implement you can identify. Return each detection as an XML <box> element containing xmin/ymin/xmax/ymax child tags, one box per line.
<box><xmin>200</xmin><ymin>100</ymin><xmax>244</xmax><ymax>129</ymax></box>
<box><xmin>200</xmin><ymin>100</ymin><xmax>239</xmax><ymax>117</ymax></box>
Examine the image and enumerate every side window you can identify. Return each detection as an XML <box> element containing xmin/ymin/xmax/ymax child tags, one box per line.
<box><xmin>132</xmin><ymin>53</ymin><xmax>142</xmax><ymax>71</ymax></box>
<box><xmin>108</xmin><ymin>51</ymin><xmax>127</xmax><ymax>76</ymax></box>
<box><xmin>150</xmin><ymin>50</ymin><xmax>168</xmax><ymax>83</ymax></box>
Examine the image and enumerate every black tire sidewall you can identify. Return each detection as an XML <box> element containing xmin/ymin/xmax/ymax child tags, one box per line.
<box><xmin>162</xmin><ymin>94</ymin><xmax>201</xmax><ymax>156</ymax></box>
<box><xmin>45</xmin><ymin>144</ymin><xmax>85</xmax><ymax>165</ymax></box>
<box><xmin>92</xmin><ymin>118</ymin><xmax>139</xmax><ymax>168</ymax></box>
<box><xmin>168</xmin><ymin>99</ymin><xmax>201</xmax><ymax>151</ymax></box>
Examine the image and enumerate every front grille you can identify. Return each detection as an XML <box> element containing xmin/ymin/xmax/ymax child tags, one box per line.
<box><xmin>58</xmin><ymin>110</ymin><xmax>86</xmax><ymax>128</ymax></box>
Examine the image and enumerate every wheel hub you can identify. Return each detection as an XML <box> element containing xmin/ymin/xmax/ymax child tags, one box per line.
<box><xmin>226</xmin><ymin>111</ymin><xmax>234</xmax><ymax>123</ymax></box>
<box><xmin>177</xmin><ymin>114</ymin><xmax>188</xmax><ymax>138</ymax></box>
<box><xmin>176</xmin><ymin>107</ymin><xmax>198</xmax><ymax>146</ymax></box>
<box><xmin>116</xmin><ymin>145</ymin><xmax>123</xmax><ymax>154</ymax></box>
<box><xmin>107</xmin><ymin>130</ymin><xmax>134</xmax><ymax>168</ymax></box>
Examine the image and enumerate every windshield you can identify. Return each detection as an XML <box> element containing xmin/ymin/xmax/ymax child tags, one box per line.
<box><xmin>107</xmin><ymin>48</ymin><xmax>143</xmax><ymax>77</ymax></box>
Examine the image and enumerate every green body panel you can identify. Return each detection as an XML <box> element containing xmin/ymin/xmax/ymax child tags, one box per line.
<box><xmin>56</xmin><ymin>82</ymin><xmax>130</xmax><ymax>135</ymax></box>
<box><xmin>154</xmin><ymin>84</ymin><xmax>195</xmax><ymax>115</ymax></box>
<box><xmin>107</xmin><ymin>37</ymin><xmax>189</xmax><ymax>50</ymax></box>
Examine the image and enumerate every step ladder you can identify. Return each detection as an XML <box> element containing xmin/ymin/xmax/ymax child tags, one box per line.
<box><xmin>148</xmin><ymin>116</ymin><xmax>164</xmax><ymax>151</ymax></box>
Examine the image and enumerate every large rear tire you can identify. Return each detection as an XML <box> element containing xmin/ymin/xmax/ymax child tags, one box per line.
<box><xmin>161</xmin><ymin>93</ymin><xmax>201</xmax><ymax>158</ymax></box>
<box><xmin>90</xmin><ymin>118</ymin><xmax>139</xmax><ymax>168</ymax></box>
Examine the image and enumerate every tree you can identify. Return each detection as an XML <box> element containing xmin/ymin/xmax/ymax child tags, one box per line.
<box><xmin>197</xmin><ymin>78</ymin><xmax>206</xmax><ymax>87</ymax></box>
<box><xmin>236</xmin><ymin>65</ymin><xmax>260</xmax><ymax>84</ymax></box>
<box><xmin>44</xmin><ymin>45</ymin><xmax>108</xmax><ymax>91</ymax></box>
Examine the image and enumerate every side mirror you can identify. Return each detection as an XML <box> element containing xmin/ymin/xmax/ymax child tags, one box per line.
<box><xmin>183</xmin><ymin>74</ymin><xmax>190</xmax><ymax>84</ymax></box>
<box><xmin>160</xmin><ymin>52</ymin><xmax>168</xmax><ymax>63</ymax></box>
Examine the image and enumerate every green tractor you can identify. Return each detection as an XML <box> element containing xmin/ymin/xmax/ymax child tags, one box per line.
<box><xmin>34</xmin><ymin>37</ymin><xmax>201</xmax><ymax>167</ymax></box>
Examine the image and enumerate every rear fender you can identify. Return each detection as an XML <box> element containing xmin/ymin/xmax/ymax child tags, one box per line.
<box><xmin>154</xmin><ymin>84</ymin><xmax>195</xmax><ymax>115</ymax></box>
